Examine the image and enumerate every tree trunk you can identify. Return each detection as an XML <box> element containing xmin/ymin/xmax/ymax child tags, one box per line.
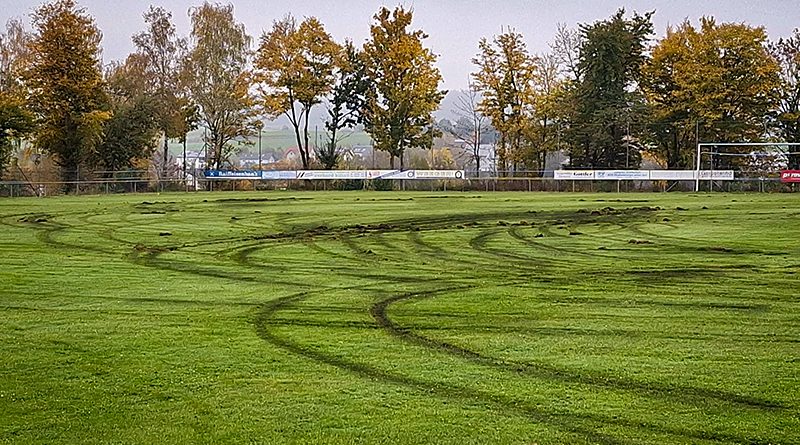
<box><xmin>163</xmin><ymin>132</ymin><xmax>169</xmax><ymax>180</ymax></box>
<box><xmin>302</xmin><ymin>108</ymin><xmax>311</xmax><ymax>169</ymax></box>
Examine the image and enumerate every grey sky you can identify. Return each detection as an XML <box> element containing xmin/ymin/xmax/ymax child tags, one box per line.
<box><xmin>2</xmin><ymin>0</ymin><xmax>798</xmax><ymax>90</ymax></box>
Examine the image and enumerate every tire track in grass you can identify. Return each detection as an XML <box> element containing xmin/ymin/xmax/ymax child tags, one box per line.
<box><xmin>468</xmin><ymin>228</ymin><xmax>588</xmax><ymax>268</ymax></box>
<box><xmin>369</xmin><ymin>290</ymin><xmax>788</xmax><ymax>411</ymax></box>
<box><xmin>257</xmin><ymin>284</ymin><xmax>786</xmax><ymax>445</ymax></box>
<box><xmin>254</xmin><ymin>287</ymin><xmax>633</xmax><ymax>445</ymax></box>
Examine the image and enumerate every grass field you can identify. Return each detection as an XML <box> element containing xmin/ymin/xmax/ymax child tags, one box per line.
<box><xmin>1</xmin><ymin>191</ymin><xmax>798</xmax><ymax>444</ymax></box>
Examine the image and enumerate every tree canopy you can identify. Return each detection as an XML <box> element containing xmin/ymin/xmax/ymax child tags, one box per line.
<box><xmin>25</xmin><ymin>0</ymin><xmax>109</xmax><ymax>187</ymax></box>
<box><xmin>183</xmin><ymin>2</ymin><xmax>257</xmax><ymax>170</ymax></box>
<box><xmin>362</xmin><ymin>7</ymin><xmax>445</xmax><ymax>169</ymax></box>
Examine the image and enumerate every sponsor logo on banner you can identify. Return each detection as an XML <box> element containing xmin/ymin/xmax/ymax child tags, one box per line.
<box><xmin>595</xmin><ymin>170</ymin><xmax>650</xmax><ymax>180</ymax></box>
<box><xmin>296</xmin><ymin>170</ymin><xmax>370</xmax><ymax>180</ymax></box>
<box><xmin>414</xmin><ymin>170</ymin><xmax>465</xmax><ymax>179</ymax></box>
<box><xmin>205</xmin><ymin>170</ymin><xmax>261</xmax><ymax>179</ymax></box>
<box><xmin>697</xmin><ymin>170</ymin><xmax>734</xmax><ymax>180</ymax></box>
<box><xmin>649</xmin><ymin>170</ymin><xmax>696</xmax><ymax>181</ymax></box>
<box><xmin>781</xmin><ymin>170</ymin><xmax>800</xmax><ymax>183</ymax></box>
<box><xmin>554</xmin><ymin>170</ymin><xmax>594</xmax><ymax>180</ymax></box>
<box><xmin>261</xmin><ymin>170</ymin><xmax>297</xmax><ymax>180</ymax></box>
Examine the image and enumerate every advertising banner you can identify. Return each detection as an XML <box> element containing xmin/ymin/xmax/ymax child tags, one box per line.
<box><xmin>260</xmin><ymin>170</ymin><xmax>297</xmax><ymax>180</ymax></box>
<box><xmin>649</xmin><ymin>170</ymin><xmax>696</xmax><ymax>181</ymax></box>
<box><xmin>414</xmin><ymin>170</ymin><xmax>465</xmax><ymax>179</ymax></box>
<box><xmin>206</xmin><ymin>170</ymin><xmax>467</xmax><ymax>181</ymax></box>
<box><xmin>594</xmin><ymin>170</ymin><xmax>650</xmax><ymax>180</ymax></box>
<box><xmin>781</xmin><ymin>170</ymin><xmax>800</xmax><ymax>183</ymax></box>
<box><xmin>698</xmin><ymin>170</ymin><xmax>735</xmax><ymax>180</ymax></box>
<box><xmin>554</xmin><ymin>170</ymin><xmax>595</xmax><ymax>180</ymax></box>
<box><xmin>553</xmin><ymin>170</ymin><xmax>736</xmax><ymax>181</ymax></box>
<box><xmin>205</xmin><ymin>170</ymin><xmax>261</xmax><ymax>179</ymax></box>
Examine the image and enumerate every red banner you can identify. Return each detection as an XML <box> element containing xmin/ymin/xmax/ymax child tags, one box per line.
<box><xmin>781</xmin><ymin>170</ymin><xmax>800</xmax><ymax>183</ymax></box>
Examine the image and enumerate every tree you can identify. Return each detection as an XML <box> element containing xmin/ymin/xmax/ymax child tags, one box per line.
<box><xmin>525</xmin><ymin>53</ymin><xmax>564</xmax><ymax>174</ymax></box>
<box><xmin>25</xmin><ymin>0</ymin><xmax>109</xmax><ymax>189</ymax></box>
<box><xmin>318</xmin><ymin>41</ymin><xmax>371</xmax><ymax>170</ymax></box>
<box><xmin>184</xmin><ymin>2</ymin><xmax>256</xmax><ymax>170</ymax></box>
<box><xmin>94</xmin><ymin>56</ymin><xmax>159</xmax><ymax>174</ymax></box>
<box><xmin>472</xmin><ymin>29</ymin><xmax>538</xmax><ymax>174</ymax></box>
<box><xmin>550</xmin><ymin>23</ymin><xmax>582</xmax><ymax>82</ymax></box>
<box><xmin>132</xmin><ymin>6</ymin><xmax>186</xmax><ymax>178</ymax></box>
<box><xmin>362</xmin><ymin>6</ymin><xmax>445</xmax><ymax>169</ymax></box>
<box><xmin>642</xmin><ymin>19</ymin><xmax>781</xmax><ymax>169</ymax></box>
<box><xmin>442</xmin><ymin>84</ymin><xmax>491</xmax><ymax>176</ymax></box>
<box><xmin>564</xmin><ymin>9</ymin><xmax>653</xmax><ymax>169</ymax></box>
<box><xmin>769</xmin><ymin>28</ymin><xmax>800</xmax><ymax>169</ymax></box>
<box><xmin>0</xmin><ymin>19</ymin><xmax>34</xmax><ymax>177</ymax></box>
<box><xmin>256</xmin><ymin>15</ymin><xmax>339</xmax><ymax>170</ymax></box>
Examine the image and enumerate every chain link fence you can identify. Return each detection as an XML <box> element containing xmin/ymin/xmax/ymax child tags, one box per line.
<box><xmin>0</xmin><ymin>170</ymin><xmax>794</xmax><ymax>197</ymax></box>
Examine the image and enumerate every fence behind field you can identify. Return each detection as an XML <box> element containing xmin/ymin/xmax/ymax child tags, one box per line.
<box><xmin>0</xmin><ymin>170</ymin><xmax>794</xmax><ymax>197</ymax></box>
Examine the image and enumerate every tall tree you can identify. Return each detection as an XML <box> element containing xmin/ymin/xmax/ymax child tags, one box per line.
<box><xmin>94</xmin><ymin>55</ymin><xmax>159</xmax><ymax>174</ymax></box>
<box><xmin>319</xmin><ymin>40</ymin><xmax>370</xmax><ymax>170</ymax></box>
<box><xmin>769</xmin><ymin>28</ymin><xmax>800</xmax><ymax>169</ymax></box>
<box><xmin>362</xmin><ymin>6</ymin><xmax>445</xmax><ymax>169</ymax></box>
<box><xmin>256</xmin><ymin>15</ymin><xmax>339</xmax><ymax>170</ymax></box>
<box><xmin>0</xmin><ymin>19</ymin><xmax>34</xmax><ymax>176</ymax></box>
<box><xmin>565</xmin><ymin>9</ymin><xmax>653</xmax><ymax>169</ymax></box>
<box><xmin>472</xmin><ymin>29</ymin><xmax>538</xmax><ymax>174</ymax></box>
<box><xmin>25</xmin><ymin>0</ymin><xmax>109</xmax><ymax>188</ymax></box>
<box><xmin>525</xmin><ymin>53</ymin><xmax>564</xmax><ymax>174</ymax></box>
<box><xmin>132</xmin><ymin>6</ymin><xmax>186</xmax><ymax>178</ymax></box>
<box><xmin>642</xmin><ymin>19</ymin><xmax>781</xmax><ymax>169</ymax></box>
<box><xmin>184</xmin><ymin>2</ymin><xmax>256</xmax><ymax>169</ymax></box>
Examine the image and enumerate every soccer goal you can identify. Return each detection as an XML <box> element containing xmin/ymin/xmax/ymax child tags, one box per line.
<box><xmin>695</xmin><ymin>142</ymin><xmax>800</xmax><ymax>191</ymax></box>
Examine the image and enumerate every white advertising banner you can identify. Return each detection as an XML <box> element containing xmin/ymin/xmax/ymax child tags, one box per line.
<box><xmin>554</xmin><ymin>170</ymin><xmax>595</xmax><ymax>180</ymax></box>
<box><xmin>594</xmin><ymin>170</ymin><xmax>651</xmax><ymax>180</ymax></box>
<box><xmin>415</xmin><ymin>170</ymin><xmax>465</xmax><ymax>179</ymax></box>
<box><xmin>649</xmin><ymin>170</ymin><xmax>696</xmax><ymax>180</ymax></box>
<box><xmin>698</xmin><ymin>170</ymin><xmax>735</xmax><ymax>180</ymax></box>
<box><xmin>554</xmin><ymin>170</ymin><xmax>736</xmax><ymax>181</ymax></box>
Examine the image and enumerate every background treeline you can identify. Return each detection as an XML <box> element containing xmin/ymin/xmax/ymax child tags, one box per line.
<box><xmin>1</xmin><ymin>1</ymin><xmax>799</xmax><ymax>189</ymax></box>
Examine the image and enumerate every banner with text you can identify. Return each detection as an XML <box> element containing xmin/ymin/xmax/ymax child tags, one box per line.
<box><xmin>554</xmin><ymin>170</ymin><xmax>735</xmax><ymax>181</ymax></box>
<box><xmin>205</xmin><ymin>170</ymin><xmax>465</xmax><ymax>180</ymax></box>
<box><xmin>781</xmin><ymin>170</ymin><xmax>800</xmax><ymax>183</ymax></box>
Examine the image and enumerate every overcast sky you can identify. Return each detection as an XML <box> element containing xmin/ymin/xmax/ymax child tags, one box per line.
<box><xmin>2</xmin><ymin>0</ymin><xmax>798</xmax><ymax>90</ymax></box>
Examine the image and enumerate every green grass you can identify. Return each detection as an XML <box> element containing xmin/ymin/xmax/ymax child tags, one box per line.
<box><xmin>1</xmin><ymin>191</ymin><xmax>798</xmax><ymax>444</ymax></box>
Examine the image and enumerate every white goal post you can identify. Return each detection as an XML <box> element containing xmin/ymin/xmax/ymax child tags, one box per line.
<box><xmin>695</xmin><ymin>142</ymin><xmax>800</xmax><ymax>191</ymax></box>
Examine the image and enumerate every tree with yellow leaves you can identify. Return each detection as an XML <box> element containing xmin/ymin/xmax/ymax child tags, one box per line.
<box><xmin>256</xmin><ymin>15</ymin><xmax>339</xmax><ymax>170</ymax></box>
<box><xmin>25</xmin><ymin>0</ymin><xmax>109</xmax><ymax>189</ymax></box>
<box><xmin>472</xmin><ymin>29</ymin><xmax>538</xmax><ymax>175</ymax></box>
<box><xmin>362</xmin><ymin>7</ymin><xmax>445</xmax><ymax>170</ymax></box>
<box><xmin>183</xmin><ymin>2</ymin><xmax>257</xmax><ymax>170</ymax></box>
<box><xmin>642</xmin><ymin>18</ymin><xmax>780</xmax><ymax>169</ymax></box>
